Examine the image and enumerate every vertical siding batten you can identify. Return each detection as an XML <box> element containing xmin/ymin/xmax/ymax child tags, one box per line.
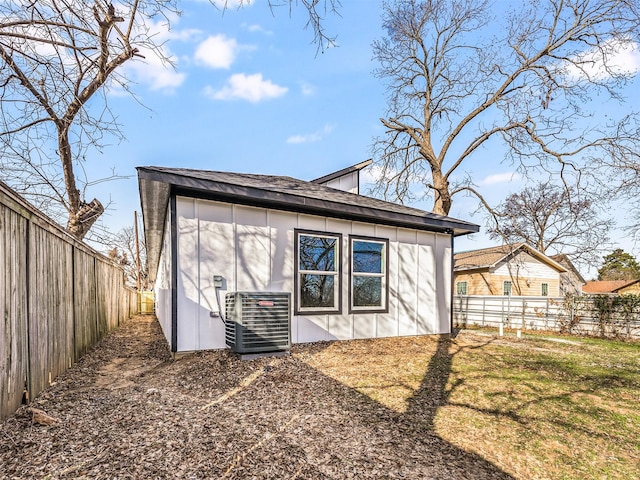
<box><xmin>170</xmin><ymin>194</ymin><xmax>178</xmax><ymax>353</ymax></box>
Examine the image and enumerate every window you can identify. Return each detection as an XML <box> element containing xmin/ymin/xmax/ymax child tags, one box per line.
<box><xmin>295</xmin><ymin>230</ymin><xmax>341</xmax><ymax>314</ymax></box>
<box><xmin>503</xmin><ymin>281</ymin><xmax>512</xmax><ymax>296</ymax></box>
<box><xmin>541</xmin><ymin>283</ymin><xmax>548</xmax><ymax>296</ymax></box>
<box><xmin>457</xmin><ymin>281</ymin><xmax>468</xmax><ymax>295</ymax></box>
<box><xmin>350</xmin><ymin>236</ymin><xmax>389</xmax><ymax>313</ymax></box>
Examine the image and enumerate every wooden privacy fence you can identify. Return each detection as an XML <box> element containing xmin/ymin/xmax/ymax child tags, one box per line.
<box><xmin>453</xmin><ymin>294</ymin><xmax>640</xmax><ymax>339</ymax></box>
<box><xmin>0</xmin><ymin>181</ymin><xmax>138</xmax><ymax>421</ymax></box>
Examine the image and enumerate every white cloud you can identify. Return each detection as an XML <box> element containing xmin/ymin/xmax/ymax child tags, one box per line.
<box><xmin>126</xmin><ymin>57</ymin><xmax>186</xmax><ymax>92</ymax></box>
<box><xmin>286</xmin><ymin>124</ymin><xmax>335</xmax><ymax>144</ymax></box>
<box><xmin>566</xmin><ymin>38</ymin><xmax>640</xmax><ymax>80</ymax></box>
<box><xmin>479</xmin><ymin>172</ymin><xmax>521</xmax><ymax>186</ymax></box>
<box><xmin>300</xmin><ymin>82</ymin><xmax>316</xmax><ymax>96</ymax></box>
<box><xmin>195</xmin><ymin>34</ymin><xmax>240</xmax><ymax>69</ymax></box>
<box><xmin>360</xmin><ymin>163</ymin><xmax>385</xmax><ymax>185</ymax></box>
<box><xmin>112</xmin><ymin>15</ymin><xmax>190</xmax><ymax>93</ymax></box>
<box><xmin>204</xmin><ymin>73</ymin><xmax>288</xmax><ymax>102</ymax></box>
<box><xmin>245</xmin><ymin>23</ymin><xmax>273</xmax><ymax>35</ymax></box>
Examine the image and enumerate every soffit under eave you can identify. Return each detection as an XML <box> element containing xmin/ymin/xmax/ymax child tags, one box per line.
<box><xmin>138</xmin><ymin>177</ymin><xmax>170</xmax><ymax>283</ymax></box>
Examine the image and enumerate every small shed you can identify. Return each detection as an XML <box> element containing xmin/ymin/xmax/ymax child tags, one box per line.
<box><xmin>454</xmin><ymin>243</ymin><xmax>568</xmax><ymax>297</ymax></box>
<box><xmin>137</xmin><ymin>163</ymin><xmax>478</xmax><ymax>353</ymax></box>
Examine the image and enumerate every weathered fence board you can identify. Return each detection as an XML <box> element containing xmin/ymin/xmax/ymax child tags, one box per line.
<box><xmin>0</xmin><ymin>204</ymin><xmax>29</xmax><ymax>418</ymax></box>
<box><xmin>0</xmin><ymin>181</ymin><xmax>138</xmax><ymax>421</ymax></box>
<box><xmin>28</xmin><ymin>225</ymin><xmax>75</xmax><ymax>400</ymax></box>
<box><xmin>73</xmin><ymin>249</ymin><xmax>98</xmax><ymax>360</ymax></box>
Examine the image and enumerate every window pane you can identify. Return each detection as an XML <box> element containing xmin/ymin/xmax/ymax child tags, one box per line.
<box><xmin>353</xmin><ymin>276</ymin><xmax>382</xmax><ymax>307</ymax></box>
<box><xmin>542</xmin><ymin>283</ymin><xmax>548</xmax><ymax>296</ymax></box>
<box><xmin>300</xmin><ymin>274</ymin><xmax>335</xmax><ymax>308</ymax></box>
<box><xmin>299</xmin><ymin>235</ymin><xmax>336</xmax><ymax>271</ymax></box>
<box><xmin>457</xmin><ymin>282</ymin><xmax>467</xmax><ymax>295</ymax></box>
<box><xmin>503</xmin><ymin>281</ymin><xmax>512</xmax><ymax>296</ymax></box>
<box><xmin>353</xmin><ymin>241</ymin><xmax>383</xmax><ymax>273</ymax></box>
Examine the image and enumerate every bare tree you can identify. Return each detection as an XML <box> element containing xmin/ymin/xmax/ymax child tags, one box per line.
<box><xmin>0</xmin><ymin>0</ymin><xmax>339</xmax><ymax>240</ymax></box>
<box><xmin>0</xmin><ymin>0</ymin><xmax>179</xmax><ymax>239</ymax></box>
<box><xmin>603</xmin><ymin>149</ymin><xmax>640</xmax><ymax>241</ymax></box>
<box><xmin>486</xmin><ymin>182</ymin><xmax>612</xmax><ymax>267</ymax></box>
<box><xmin>108</xmin><ymin>225</ymin><xmax>149</xmax><ymax>289</ymax></box>
<box><xmin>251</xmin><ymin>0</ymin><xmax>341</xmax><ymax>53</ymax></box>
<box><xmin>371</xmin><ymin>0</ymin><xmax>640</xmax><ymax>216</ymax></box>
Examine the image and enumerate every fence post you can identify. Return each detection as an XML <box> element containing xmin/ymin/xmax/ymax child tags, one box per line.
<box><xmin>546</xmin><ymin>297</ymin><xmax>549</xmax><ymax>329</ymax></box>
<box><xmin>482</xmin><ymin>296</ymin><xmax>486</xmax><ymax>326</ymax></box>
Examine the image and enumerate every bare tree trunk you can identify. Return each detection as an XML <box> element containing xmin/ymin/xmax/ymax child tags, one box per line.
<box><xmin>431</xmin><ymin>169</ymin><xmax>452</xmax><ymax>216</ymax></box>
<box><xmin>67</xmin><ymin>200</ymin><xmax>105</xmax><ymax>239</ymax></box>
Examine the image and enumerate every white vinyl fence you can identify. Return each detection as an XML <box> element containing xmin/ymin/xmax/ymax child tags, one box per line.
<box><xmin>453</xmin><ymin>295</ymin><xmax>640</xmax><ymax>339</ymax></box>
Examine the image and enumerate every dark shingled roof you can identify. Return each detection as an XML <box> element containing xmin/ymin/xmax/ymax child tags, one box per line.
<box><xmin>137</xmin><ymin>166</ymin><xmax>479</xmax><ymax>281</ymax></box>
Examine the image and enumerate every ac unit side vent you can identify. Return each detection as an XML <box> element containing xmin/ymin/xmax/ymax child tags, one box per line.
<box><xmin>225</xmin><ymin>292</ymin><xmax>291</xmax><ymax>354</ymax></box>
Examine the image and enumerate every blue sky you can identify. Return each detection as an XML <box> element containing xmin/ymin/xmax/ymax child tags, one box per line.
<box><xmin>85</xmin><ymin>0</ymin><xmax>640</xmax><ymax>275</ymax></box>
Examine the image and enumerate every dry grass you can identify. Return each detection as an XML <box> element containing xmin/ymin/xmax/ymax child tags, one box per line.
<box><xmin>1</xmin><ymin>317</ymin><xmax>638</xmax><ymax>479</ymax></box>
<box><xmin>304</xmin><ymin>330</ymin><xmax>640</xmax><ymax>480</ymax></box>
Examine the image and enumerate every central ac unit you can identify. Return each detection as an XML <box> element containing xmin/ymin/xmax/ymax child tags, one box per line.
<box><xmin>225</xmin><ymin>292</ymin><xmax>291</xmax><ymax>354</ymax></box>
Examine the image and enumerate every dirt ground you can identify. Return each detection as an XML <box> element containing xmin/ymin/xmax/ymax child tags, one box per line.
<box><xmin>0</xmin><ymin>316</ymin><xmax>513</xmax><ymax>479</ymax></box>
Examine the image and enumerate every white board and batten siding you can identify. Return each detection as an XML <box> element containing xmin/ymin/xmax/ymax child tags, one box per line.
<box><xmin>154</xmin><ymin>202</ymin><xmax>173</xmax><ymax>345</ymax></box>
<box><xmin>319</xmin><ymin>171</ymin><xmax>359</xmax><ymax>194</ymax></box>
<box><xmin>156</xmin><ymin>196</ymin><xmax>452</xmax><ymax>352</ymax></box>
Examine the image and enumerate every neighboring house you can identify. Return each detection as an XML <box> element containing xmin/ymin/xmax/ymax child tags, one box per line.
<box><xmin>583</xmin><ymin>279</ymin><xmax>640</xmax><ymax>295</ymax></box>
<box><xmin>454</xmin><ymin>243</ymin><xmax>567</xmax><ymax>297</ymax></box>
<box><xmin>137</xmin><ymin>162</ymin><xmax>479</xmax><ymax>353</ymax></box>
<box><xmin>549</xmin><ymin>253</ymin><xmax>586</xmax><ymax>296</ymax></box>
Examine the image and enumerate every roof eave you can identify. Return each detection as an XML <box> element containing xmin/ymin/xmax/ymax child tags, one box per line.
<box><xmin>138</xmin><ymin>167</ymin><xmax>480</xmax><ymax>281</ymax></box>
<box><xmin>137</xmin><ymin>172</ymin><xmax>171</xmax><ymax>282</ymax></box>
<box><xmin>138</xmin><ymin>167</ymin><xmax>478</xmax><ymax>235</ymax></box>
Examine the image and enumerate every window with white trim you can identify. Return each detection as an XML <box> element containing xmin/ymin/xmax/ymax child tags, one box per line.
<box><xmin>295</xmin><ymin>230</ymin><xmax>341</xmax><ymax>314</ymax></box>
<box><xmin>503</xmin><ymin>281</ymin><xmax>512</xmax><ymax>296</ymax></box>
<box><xmin>457</xmin><ymin>281</ymin><xmax>468</xmax><ymax>295</ymax></box>
<box><xmin>541</xmin><ymin>283</ymin><xmax>549</xmax><ymax>296</ymax></box>
<box><xmin>350</xmin><ymin>236</ymin><xmax>388</xmax><ymax>312</ymax></box>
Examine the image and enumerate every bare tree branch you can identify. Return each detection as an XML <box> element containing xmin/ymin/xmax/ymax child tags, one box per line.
<box><xmin>0</xmin><ymin>0</ymin><xmax>340</xmax><ymax>240</ymax></box>
<box><xmin>371</xmin><ymin>0</ymin><xmax>640</xmax><ymax>219</ymax></box>
<box><xmin>484</xmin><ymin>182</ymin><xmax>613</xmax><ymax>268</ymax></box>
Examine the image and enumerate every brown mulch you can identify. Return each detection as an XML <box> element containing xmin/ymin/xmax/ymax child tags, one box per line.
<box><xmin>0</xmin><ymin>316</ymin><xmax>513</xmax><ymax>479</ymax></box>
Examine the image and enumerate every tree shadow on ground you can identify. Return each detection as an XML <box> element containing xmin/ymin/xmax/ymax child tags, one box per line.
<box><xmin>0</xmin><ymin>317</ymin><xmax>515</xmax><ymax>479</ymax></box>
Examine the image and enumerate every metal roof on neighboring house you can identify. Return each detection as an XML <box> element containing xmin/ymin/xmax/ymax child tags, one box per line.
<box><xmin>454</xmin><ymin>243</ymin><xmax>567</xmax><ymax>273</ymax></box>
<box><xmin>137</xmin><ymin>166</ymin><xmax>479</xmax><ymax>282</ymax></box>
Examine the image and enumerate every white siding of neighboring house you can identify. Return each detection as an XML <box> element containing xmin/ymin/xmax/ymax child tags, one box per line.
<box><xmin>173</xmin><ymin>196</ymin><xmax>452</xmax><ymax>352</ymax></box>
<box><xmin>319</xmin><ymin>171</ymin><xmax>359</xmax><ymax>194</ymax></box>
<box><xmin>154</xmin><ymin>202</ymin><xmax>173</xmax><ymax>346</ymax></box>
<box><xmin>493</xmin><ymin>252</ymin><xmax>559</xmax><ymax>279</ymax></box>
